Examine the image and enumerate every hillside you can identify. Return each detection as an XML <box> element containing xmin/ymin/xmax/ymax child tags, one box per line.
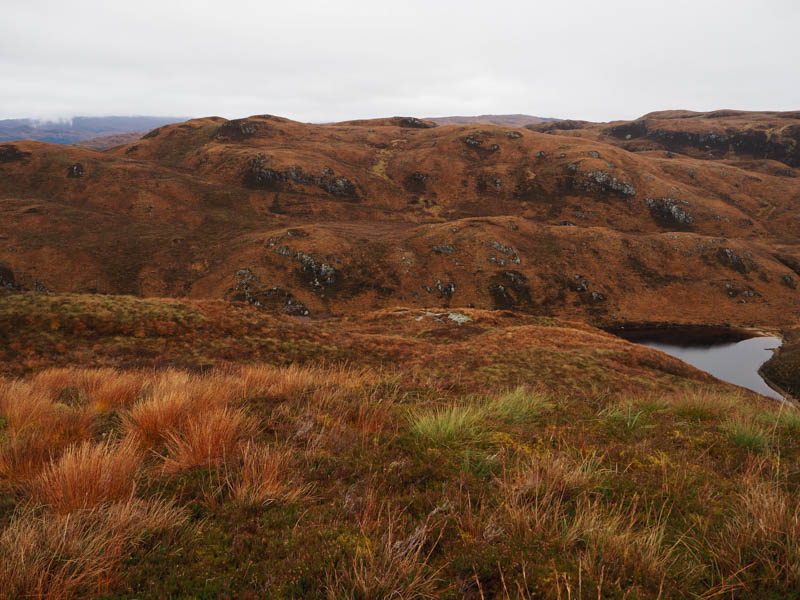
<box><xmin>3</xmin><ymin>110</ymin><xmax>800</xmax><ymax>598</ymax></box>
<box><xmin>3</xmin><ymin>293</ymin><xmax>800</xmax><ymax>598</ymax></box>
<box><xmin>0</xmin><ymin>112</ymin><xmax>798</xmax><ymax>329</ymax></box>
<box><xmin>528</xmin><ymin>109</ymin><xmax>800</xmax><ymax>170</ymax></box>
<box><xmin>73</xmin><ymin>131</ymin><xmax>145</xmax><ymax>150</ymax></box>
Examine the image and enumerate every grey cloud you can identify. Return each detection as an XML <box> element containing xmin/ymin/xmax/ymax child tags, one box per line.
<box><xmin>1</xmin><ymin>0</ymin><xmax>798</xmax><ymax>122</ymax></box>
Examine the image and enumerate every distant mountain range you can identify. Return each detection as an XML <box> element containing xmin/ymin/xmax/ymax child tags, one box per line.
<box><xmin>0</xmin><ymin>116</ymin><xmax>188</xmax><ymax>145</ymax></box>
<box><xmin>426</xmin><ymin>114</ymin><xmax>558</xmax><ymax>126</ymax></box>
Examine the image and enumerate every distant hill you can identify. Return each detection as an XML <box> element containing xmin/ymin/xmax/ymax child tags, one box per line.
<box><xmin>73</xmin><ymin>131</ymin><xmax>145</xmax><ymax>150</ymax></box>
<box><xmin>426</xmin><ymin>114</ymin><xmax>557</xmax><ymax>127</ymax></box>
<box><xmin>0</xmin><ymin>116</ymin><xmax>187</xmax><ymax>144</ymax></box>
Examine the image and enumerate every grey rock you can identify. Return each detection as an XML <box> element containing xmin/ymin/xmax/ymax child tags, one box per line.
<box><xmin>644</xmin><ymin>197</ymin><xmax>694</xmax><ymax>226</ymax></box>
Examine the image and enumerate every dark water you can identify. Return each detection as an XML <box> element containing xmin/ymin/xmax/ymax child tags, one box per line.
<box><xmin>610</xmin><ymin>327</ymin><xmax>784</xmax><ymax>401</ymax></box>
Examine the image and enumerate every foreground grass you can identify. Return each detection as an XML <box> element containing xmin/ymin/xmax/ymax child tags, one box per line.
<box><xmin>1</xmin><ymin>365</ymin><xmax>800</xmax><ymax>599</ymax></box>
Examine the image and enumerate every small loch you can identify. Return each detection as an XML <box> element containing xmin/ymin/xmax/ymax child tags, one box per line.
<box><xmin>609</xmin><ymin>326</ymin><xmax>784</xmax><ymax>401</ymax></box>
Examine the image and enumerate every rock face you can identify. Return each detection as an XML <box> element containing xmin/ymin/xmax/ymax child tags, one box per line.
<box><xmin>0</xmin><ymin>264</ymin><xmax>15</xmax><ymax>288</ymax></box>
<box><xmin>488</xmin><ymin>271</ymin><xmax>531</xmax><ymax>309</ymax></box>
<box><xmin>0</xmin><ymin>144</ymin><xmax>30</xmax><ymax>163</ymax></box>
<box><xmin>398</xmin><ymin>117</ymin><xmax>436</xmax><ymax>129</ymax></box>
<box><xmin>582</xmin><ymin>170</ymin><xmax>636</xmax><ymax>197</ymax></box>
<box><xmin>716</xmin><ymin>248</ymin><xmax>756</xmax><ymax>273</ymax></box>
<box><xmin>232</xmin><ymin>268</ymin><xmax>310</xmax><ymax>315</ymax></box>
<box><xmin>602</xmin><ymin>111</ymin><xmax>800</xmax><ymax>167</ymax></box>
<box><xmin>244</xmin><ymin>158</ymin><xmax>358</xmax><ymax>199</ymax></box>
<box><xmin>644</xmin><ymin>197</ymin><xmax>694</xmax><ymax>228</ymax></box>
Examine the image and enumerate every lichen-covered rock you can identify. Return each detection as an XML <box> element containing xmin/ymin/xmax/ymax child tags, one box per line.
<box><xmin>431</xmin><ymin>244</ymin><xmax>456</xmax><ymax>255</ymax></box>
<box><xmin>319</xmin><ymin>176</ymin><xmax>357</xmax><ymax>197</ymax></box>
<box><xmin>447</xmin><ymin>312</ymin><xmax>472</xmax><ymax>324</ymax></box>
<box><xmin>463</xmin><ymin>135</ymin><xmax>482</xmax><ymax>148</ymax></box>
<box><xmin>583</xmin><ymin>170</ymin><xmax>636</xmax><ymax>196</ymax></box>
<box><xmin>67</xmin><ymin>163</ymin><xmax>84</xmax><ymax>178</ymax></box>
<box><xmin>231</xmin><ymin>269</ymin><xmax>308</xmax><ymax>315</ymax></box>
<box><xmin>244</xmin><ymin>158</ymin><xmax>358</xmax><ymax>199</ymax></box>
<box><xmin>297</xmin><ymin>252</ymin><xmax>337</xmax><ymax>290</ymax></box>
<box><xmin>589</xmin><ymin>291</ymin><xmax>606</xmax><ymax>302</ymax></box>
<box><xmin>644</xmin><ymin>197</ymin><xmax>694</xmax><ymax>227</ymax></box>
<box><xmin>716</xmin><ymin>248</ymin><xmax>754</xmax><ymax>273</ymax></box>
<box><xmin>782</xmin><ymin>274</ymin><xmax>796</xmax><ymax>289</ymax></box>
<box><xmin>422</xmin><ymin>279</ymin><xmax>456</xmax><ymax>299</ymax></box>
<box><xmin>216</xmin><ymin>119</ymin><xmax>261</xmax><ymax>140</ymax></box>
<box><xmin>489</xmin><ymin>240</ymin><xmax>521</xmax><ymax>264</ymax></box>
<box><xmin>506</xmin><ymin>131</ymin><xmax>522</xmax><ymax>139</ymax></box>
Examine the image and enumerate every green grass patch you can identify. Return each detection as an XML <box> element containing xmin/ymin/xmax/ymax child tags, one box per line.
<box><xmin>599</xmin><ymin>403</ymin><xmax>653</xmax><ymax>434</ymax></box>
<box><xmin>483</xmin><ymin>386</ymin><xmax>553</xmax><ymax>424</ymax></box>
<box><xmin>723</xmin><ymin>418</ymin><xmax>770</xmax><ymax>453</ymax></box>
<box><xmin>757</xmin><ymin>408</ymin><xmax>800</xmax><ymax>435</ymax></box>
<box><xmin>408</xmin><ymin>404</ymin><xmax>487</xmax><ymax>448</ymax></box>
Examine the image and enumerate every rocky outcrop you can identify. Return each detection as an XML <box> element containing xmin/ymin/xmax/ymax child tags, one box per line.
<box><xmin>0</xmin><ymin>144</ymin><xmax>31</xmax><ymax>163</ymax></box>
<box><xmin>398</xmin><ymin>117</ymin><xmax>436</xmax><ymax>129</ymax></box>
<box><xmin>215</xmin><ymin>119</ymin><xmax>264</xmax><ymax>141</ymax></box>
<box><xmin>232</xmin><ymin>268</ymin><xmax>310</xmax><ymax>315</ymax></box>
<box><xmin>404</xmin><ymin>172</ymin><xmax>429</xmax><ymax>193</ymax></box>
<box><xmin>244</xmin><ymin>157</ymin><xmax>358</xmax><ymax>199</ymax></box>
<box><xmin>422</xmin><ymin>279</ymin><xmax>456</xmax><ymax>300</ymax></box>
<box><xmin>67</xmin><ymin>163</ymin><xmax>84</xmax><ymax>178</ymax></box>
<box><xmin>0</xmin><ymin>264</ymin><xmax>15</xmax><ymax>288</ymax></box>
<box><xmin>644</xmin><ymin>197</ymin><xmax>694</xmax><ymax>228</ymax></box>
<box><xmin>488</xmin><ymin>270</ymin><xmax>531</xmax><ymax>309</ymax></box>
<box><xmin>716</xmin><ymin>248</ymin><xmax>757</xmax><ymax>274</ymax></box>
<box><xmin>567</xmin><ymin>163</ymin><xmax>636</xmax><ymax>197</ymax></box>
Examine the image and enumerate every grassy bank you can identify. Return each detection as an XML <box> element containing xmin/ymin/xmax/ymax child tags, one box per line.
<box><xmin>1</xmin><ymin>362</ymin><xmax>799</xmax><ymax>598</ymax></box>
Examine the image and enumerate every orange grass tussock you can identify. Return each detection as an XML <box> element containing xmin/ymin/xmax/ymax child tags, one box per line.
<box><xmin>0</xmin><ymin>498</ymin><xmax>188</xmax><ymax>600</ymax></box>
<box><xmin>161</xmin><ymin>406</ymin><xmax>255</xmax><ymax>473</ymax></box>
<box><xmin>29</xmin><ymin>438</ymin><xmax>143</xmax><ymax>512</ymax></box>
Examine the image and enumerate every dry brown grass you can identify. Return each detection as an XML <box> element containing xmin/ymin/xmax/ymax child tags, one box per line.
<box><xmin>161</xmin><ymin>406</ymin><xmax>255</xmax><ymax>473</ymax></box>
<box><xmin>240</xmin><ymin>363</ymin><xmax>374</xmax><ymax>399</ymax></box>
<box><xmin>228</xmin><ymin>442</ymin><xmax>308</xmax><ymax>506</ymax></box>
<box><xmin>500</xmin><ymin>453</ymin><xmax>676</xmax><ymax>591</ymax></box>
<box><xmin>78</xmin><ymin>369</ymin><xmax>146</xmax><ymax>412</ymax></box>
<box><xmin>0</xmin><ymin>380</ymin><xmax>60</xmax><ymax>433</ymax></box>
<box><xmin>122</xmin><ymin>386</ymin><xmax>193</xmax><ymax>448</ymax></box>
<box><xmin>121</xmin><ymin>370</ymin><xmax>247</xmax><ymax>447</ymax></box>
<box><xmin>0</xmin><ymin>433</ymin><xmax>60</xmax><ymax>484</ymax></box>
<box><xmin>0</xmin><ymin>380</ymin><xmax>96</xmax><ymax>484</ymax></box>
<box><xmin>711</xmin><ymin>459</ymin><xmax>800</xmax><ymax>589</ymax></box>
<box><xmin>0</xmin><ymin>498</ymin><xmax>188</xmax><ymax>600</ymax></box>
<box><xmin>29</xmin><ymin>439</ymin><xmax>143</xmax><ymax>512</ymax></box>
<box><xmin>324</xmin><ymin>506</ymin><xmax>443</xmax><ymax>600</ymax></box>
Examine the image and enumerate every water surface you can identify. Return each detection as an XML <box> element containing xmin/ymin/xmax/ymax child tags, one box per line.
<box><xmin>611</xmin><ymin>327</ymin><xmax>783</xmax><ymax>401</ymax></box>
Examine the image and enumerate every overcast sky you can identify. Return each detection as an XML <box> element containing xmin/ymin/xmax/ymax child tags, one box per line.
<box><xmin>1</xmin><ymin>0</ymin><xmax>798</xmax><ymax>123</ymax></box>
